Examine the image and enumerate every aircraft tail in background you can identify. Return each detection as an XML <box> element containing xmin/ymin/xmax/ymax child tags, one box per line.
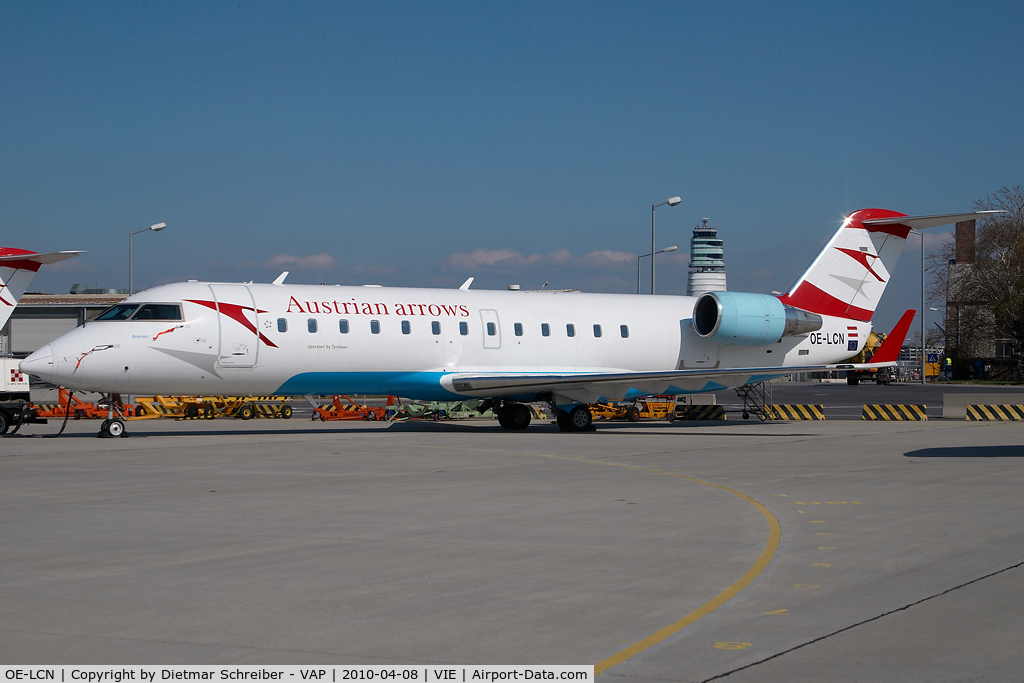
<box><xmin>779</xmin><ymin>210</ymin><xmax>1000</xmax><ymax>322</ymax></box>
<box><xmin>0</xmin><ymin>249</ymin><xmax>84</xmax><ymax>330</ymax></box>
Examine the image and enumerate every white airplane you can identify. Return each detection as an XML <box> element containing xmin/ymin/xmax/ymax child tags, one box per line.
<box><xmin>1</xmin><ymin>248</ymin><xmax>85</xmax><ymax>330</ymax></box>
<box><xmin>19</xmin><ymin>209</ymin><xmax>996</xmax><ymax>437</ymax></box>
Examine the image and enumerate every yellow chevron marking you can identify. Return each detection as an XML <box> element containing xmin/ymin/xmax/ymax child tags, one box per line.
<box><xmin>862</xmin><ymin>404</ymin><xmax>927</xmax><ymax>420</ymax></box>
<box><xmin>769</xmin><ymin>405</ymin><xmax>824</xmax><ymax>420</ymax></box>
<box><xmin>966</xmin><ymin>404</ymin><xmax>1024</xmax><ymax>421</ymax></box>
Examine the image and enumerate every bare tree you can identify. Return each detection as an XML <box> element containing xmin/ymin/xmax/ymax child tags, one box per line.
<box><xmin>932</xmin><ymin>186</ymin><xmax>1024</xmax><ymax>380</ymax></box>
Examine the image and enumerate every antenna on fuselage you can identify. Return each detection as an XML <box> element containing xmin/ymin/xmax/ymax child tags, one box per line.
<box><xmin>459</xmin><ymin>277</ymin><xmax>474</xmax><ymax>290</ymax></box>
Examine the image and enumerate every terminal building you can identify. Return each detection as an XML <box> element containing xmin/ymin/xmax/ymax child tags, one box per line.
<box><xmin>686</xmin><ymin>218</ymin><xmax>727</xmax><ymax>296</ymax></box>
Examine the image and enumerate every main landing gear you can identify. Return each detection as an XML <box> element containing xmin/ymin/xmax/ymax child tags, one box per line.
<box><xmin>496</xmin><ymin>402</ymin><xmax>532</xmax><ymax>430</ymax></box>
<box><xmin>555</xmin><ymin>404</ymin><xmax>594</xmax><ymax>432</ymax></box>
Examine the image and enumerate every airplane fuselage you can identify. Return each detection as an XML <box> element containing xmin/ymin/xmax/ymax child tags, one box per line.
<box><xmin>24</xmin><ymin>281</ymin><xmax>867</xmax><ymax>400</ymax></box>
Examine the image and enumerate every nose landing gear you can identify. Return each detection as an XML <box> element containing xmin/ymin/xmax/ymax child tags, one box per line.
<box><xmin>97</xmin><ymin>394</ymin><xmax>129</xmax><ymax>438</ymax></box>
<box><xmin>99</xmin><ymin>418</ymin><xmax>126</xmax><ymax>438</ymax></box>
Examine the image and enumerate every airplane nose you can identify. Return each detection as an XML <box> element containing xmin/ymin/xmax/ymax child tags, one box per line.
<box><xmin>20</xmin><ymin>344</ymin><xmax>54</xmax><ymax>383</ymax></box>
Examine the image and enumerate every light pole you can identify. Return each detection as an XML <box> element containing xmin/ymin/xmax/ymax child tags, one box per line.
<box><xmin>637</xmin><ymin>246</ymin><xmax>678</xmax><ymax>294</ymax></box>
<box><xmin>911</xmin><ymin>229</ymin><xmax>925</xmax><ymax>385</ymax></box>
<box><xmin>651</xmin><ymin>197</ymin><xmax>681</xmax><ymax>294</ymax></box>
<box><xmin>129</xmin><ymin>222</ymin><xmax>167</xmax><ymax>294</ymax></box>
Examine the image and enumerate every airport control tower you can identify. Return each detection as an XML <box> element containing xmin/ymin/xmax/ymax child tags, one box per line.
<box><xmin>687</xmin><ymin>218</ymin><xmax>727</xmax><ymax>296</ymax></box>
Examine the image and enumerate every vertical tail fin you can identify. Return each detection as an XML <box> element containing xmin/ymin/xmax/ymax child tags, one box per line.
<box><xmin>0</xmin><ymin>249</ymin><xmax>84</xmax><ymax>330</ymax></box>
<box><xmin>779</xmin><ymin>209</ymin><xmax>1001</xmax><ymax>322</ymax></box>
<box><xmin>778</xmin><ymin>209</ymin><xmax>912</xmax><ymax>322</ymax></box>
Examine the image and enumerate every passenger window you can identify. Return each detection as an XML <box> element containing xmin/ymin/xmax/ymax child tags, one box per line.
<box><xmin>95</xmin><ymin>304</ymin><xmax>139</xmax><ymax>321</ymax></box>
<box><xmin>460</xmin><ymin>322</ymin><xmax>469</xmax><ymax>336</ymax></box>
<box><xmin>593</xmin><ymin>324</ymin><xmax>602</xmax><ymax>338</ymax></box>
<box><xmin>308</xmin><ymin>319</ymin><xmax>318</xmax><ymax>333</ymax></box>
<box><xmin>620</xmin><ymin>324</ymin><xmax>629</xmax><ymax>338</ymax></box>
<box><xmin>339</xmin><ymin>319</ymin><xmax>349</xmax><ymax>334</ymax></box>
<box><xmin>402</xmin><ymin>320</ymin><xmax>411</xmax><ymax>335</ymax></box>
<box><xmin>541</xmin><ymin>323</ymin><xmax>550</xmax><ymax>337</ymax></box>
<box><xmin>432</xmin><ymin>321</ymin><xmax>441</xmax><ymax>335</ymax></box>
<box><xmin>566</xmin><ymin>324</ymin><xmax>575</xmax><ymax>337</ymax></box>
<box><xmin>371</xmin><ymin>320</ymin><xmax>380</xmax><ymax>334</ymax></box>
<box><xmin>514</xmin><ymin>322</ymin><xmax>523</xmax><ymax>336</ymax></box>
<box><xmin>132</xmin><ymin>304</ymin><xmax>182</xmax><ymax>321</ymax></box>
<box><xmin>486</xmin><ymin>322</ymin><xmax>496</xmax><ymax>336</ymax></box>
<box><xmin>277</xmin><ymin>318</ymin><xmax>288</xmax><ymax>333</ymax></box>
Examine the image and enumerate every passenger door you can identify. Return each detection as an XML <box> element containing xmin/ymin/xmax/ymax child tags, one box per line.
<box><xmin>209</xmin><ymin>284</ymin><xmax>259</xmax><ymax>368</ymax></box>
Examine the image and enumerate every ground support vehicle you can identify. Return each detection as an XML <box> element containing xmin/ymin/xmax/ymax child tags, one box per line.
<box><xmin>2</xmin><ymin>357</ymin><xmax>31</xmax><ymax>402</ymax></box>
<box><xmin>132</xmin><ymin>395</ymin><xmax>293</xmax><ymax>420</ymax></box>
<box><xmin>312</xmin><ymin>395</ymin><xmax>390</xmax><ymax>422</ymax></box>
<box><xmin>33</xmin><ymin>388</ymin><xmax>111</xmax><ymax>420</ymax></box>
<box><xmin>0</xmin><ymin>400</ymin><xmax>47</xmax><ymax>435</ymax></box>
<box><xmin>846</xmin><ymin>330</ymin><xmax>893</xmax><ymax>385</ymax></box>
<box><xmin>589</xmin><ymin>399</ymin><xmax>676</xmax><ymax>422</ymax></box>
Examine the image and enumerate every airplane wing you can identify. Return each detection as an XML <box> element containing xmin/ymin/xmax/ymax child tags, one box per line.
<box><xmin>448</xmin><ymin>361</ymin><xmax>893</xmax><ymax>396</ymax></box>
<box><xmin>0</xmin><ymin>250</ymin><xmax>86</xmax><ymax>265</ymax></box>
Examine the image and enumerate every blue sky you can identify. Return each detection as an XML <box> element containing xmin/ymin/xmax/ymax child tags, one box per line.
<box><xmin>3</xmin><ymin>1</ymin><xmax>1022</xmax><ymax>331</ymax></box>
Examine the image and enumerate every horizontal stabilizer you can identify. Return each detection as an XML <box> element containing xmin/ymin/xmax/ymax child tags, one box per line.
<box><xmin>0</xmin><ymin>250</ymin><xmax>86</xmax><ymax>267</ymax></box>
<box><xmin>862</xmin><ymin>211</ymin><xmax>1002</xmax><ymax>232</ymax></box>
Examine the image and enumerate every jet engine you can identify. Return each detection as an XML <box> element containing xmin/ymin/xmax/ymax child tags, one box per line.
<box><xmin>692</xmin><ymin>291</ymin><xmax>822</xmax><ymax>346</ymax></box>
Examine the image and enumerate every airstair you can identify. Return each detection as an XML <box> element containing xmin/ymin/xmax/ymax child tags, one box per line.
<box><xmin>734</xmin><ymin>381</ymin><xmax>773</xmax><ymax>421</ymax></box>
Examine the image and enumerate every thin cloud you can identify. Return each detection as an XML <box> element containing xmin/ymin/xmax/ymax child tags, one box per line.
<box><xmin>264</xmin><ymin>253</ymin><xmax>336</xmax><ymax>270</ymax></box>
<box><xmin>446</xmin><ymin>248</ymin><xmax>649</xmax><ymax>271</ymax></box>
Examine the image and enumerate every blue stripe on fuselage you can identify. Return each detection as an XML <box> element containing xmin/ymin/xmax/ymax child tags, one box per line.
<box><xmin>275</xmin><ymin>371</ymin><xmax>463</xmax><ymax>400</ymax></box>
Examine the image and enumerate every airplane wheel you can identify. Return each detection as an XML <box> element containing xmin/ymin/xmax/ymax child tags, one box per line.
<box><xmin>568</xmin><ymin>405</ymin><xmax>593</xmax><ymax>431</ymax></box>
<box><xmin>500</xmin><ymin>404</ymin><xmax>531</xmax><ymax>430</ymax></box>
<box><xmin>280</xmin><ymin>405</ymin><xmax>293</xmax><ymax>419</ymax></box>
<box><xmin>626</xmin><ymin>406</ymin><xmax>640</xmax><ymax>422</ymax></box>
<box><xmin>106</xmin><ymin>419</ymin><xmax>125</xmax><ymax>437</ymax></box>
<box><xmin>556</xmin><ymin>409</ymin><xmax>573</xmax><ymax>432</ymax></box>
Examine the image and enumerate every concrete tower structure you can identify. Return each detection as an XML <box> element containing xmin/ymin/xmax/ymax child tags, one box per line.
<box><xmin>687</xmin><ymin>217</ymin><xmax>727</xmax><ymax>296</ymax></box>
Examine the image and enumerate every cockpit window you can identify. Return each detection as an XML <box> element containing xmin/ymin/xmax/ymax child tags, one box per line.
<box><xmin>95</xmin><ymin>304</ymin><xmax>139</xmax><ymax>321</ymax></box>
<box><xmin>131</xmin><ymin>304</ymin><xmax>183</xmax><ymax>321</ymax></box>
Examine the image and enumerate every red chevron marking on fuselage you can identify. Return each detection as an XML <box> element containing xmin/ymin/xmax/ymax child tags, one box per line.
<box><xmin>185</xmin><ymin>299</ymin><xmax>278</xmax><ymax>348</ymax></box>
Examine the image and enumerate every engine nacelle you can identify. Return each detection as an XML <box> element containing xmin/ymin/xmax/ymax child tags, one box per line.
<box><xmin>692</xmin><ymin>291</ymin><xmax>823</xmax><ymax>346</ymax></box>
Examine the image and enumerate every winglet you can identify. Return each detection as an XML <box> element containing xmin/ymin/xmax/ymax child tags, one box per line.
<box><xmin>870</xmin><ymin>309</ymin><xmax>916</xmax><ymax>363</ymax></box>
<box><xmin>459</xmin><ymin>277</ymin><xmax>474</xmax><ymax>291</ymax></box>
<box><xmin>272</xmin><ymin>271</ymin><xmax>289</xmax><ymax>285</ymax></box>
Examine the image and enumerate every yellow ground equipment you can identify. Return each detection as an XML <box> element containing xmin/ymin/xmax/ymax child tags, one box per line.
<box><xmin>846</xmin><ymin>330</ymin><xmax>892</xmax><ymax>385</ymax></box>
<box><xmin>131</xmin><ymin>395</ymin><xmax>293</xmax><ymax>420</ymax></box>
<box><xmin>588</xmin><ymin>399</ymin><xmax>675</xmax><ymax>421</ymax></box>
